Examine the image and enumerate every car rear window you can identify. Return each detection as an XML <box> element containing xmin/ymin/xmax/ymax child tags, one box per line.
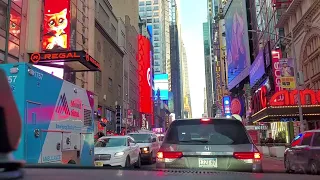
<box><xmin>164</xmin><ymin>119</ymin><xmax>250</xmax><ymax>145</ymax></box>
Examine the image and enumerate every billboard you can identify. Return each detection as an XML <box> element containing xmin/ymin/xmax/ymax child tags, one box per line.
<box><xmin>42</xmin><ymin>0</ymin><xmax>71</xmax><ymax>51</ymax></box>
<box><xmin>154</xmin><ymin>74</ymin><xmax>169</xmax><ymax>100</ymax></box>
<box><xmin>225</xmin><ymin>0</ymin><xmax>250</xmax><ymax>90</ymax></box>
<box><xmin>249</xmin><ymin>51</ymin><xmax>265</xmax><ymax>87</ymax></box>
<box><xmin>279</xmin><ymin>58</ymin><xmax>295</xmax><ymax>89</ymax></box>
<box><xmin>138</xmin><ymin>35</ymin><xmax>152</xmax><ymax>114</ymax></box>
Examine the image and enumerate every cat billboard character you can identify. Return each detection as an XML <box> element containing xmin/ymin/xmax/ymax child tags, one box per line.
<box><xmin>42</xmin><ymin>0</ymin><xmax>71</xmax><ymax>51</ymax></box>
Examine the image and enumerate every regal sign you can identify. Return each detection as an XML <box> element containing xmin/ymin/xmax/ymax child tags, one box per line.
<box><xmin>252</xmin><ymin>85</ymin><xmax>320</xmax><ymax>114</ymax></box>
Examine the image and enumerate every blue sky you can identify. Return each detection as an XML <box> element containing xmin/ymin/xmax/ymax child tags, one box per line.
<box><xmin>179</xmin><ymin>0</ymin><xmax>207</xmax><ymax>118</ymax></box>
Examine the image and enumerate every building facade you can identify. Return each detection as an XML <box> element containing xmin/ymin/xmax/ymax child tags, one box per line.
<box><xmin>169</xmin><ymin>0</ymin><xmax>182</xmax><ymax>118</ymax></box>
<box><xmin>139</xmin><ymin>0</ymin><xmax>170</xmax><ymax>75</ymax></box>
<box><xmin>181</xmin><ymin>40</ymin><xmax>192</xmax><ymax>118</ymax></box>
<box><xmin>276</xmin><ymin>0</ymin><xmax>320</xmax><ymax>130</ymax></box>
<box><xmin>94</xmin><ymin>0</ymin><xmax>124</xmax><ymax>130</ymax></box>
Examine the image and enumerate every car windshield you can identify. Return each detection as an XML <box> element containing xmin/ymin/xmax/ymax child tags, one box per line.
<box><xmin>95</xmin><ymin>138</ymin><xmax>126</xmax><ymax>147</ymax></box>
<box><xmin>165</xmin><ymin>119</ymin><xmax>250</xmax><ymax>145</ymax></box>
<box><xmin>129</xmin><ymin>134</ymin><xmax>151</xmax><ymax>143</ymax></box>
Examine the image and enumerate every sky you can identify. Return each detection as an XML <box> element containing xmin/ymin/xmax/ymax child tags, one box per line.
<box><xmin>179</xmin><ymin>0</ymin><xmax>207</xmax><ymax>118</ymax></box>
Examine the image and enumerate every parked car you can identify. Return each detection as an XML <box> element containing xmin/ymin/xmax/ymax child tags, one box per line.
<box><xmin>94</xmin><ymin>136</ymin><xmax>141</xmax><ymax>168</ymax></box>
<box><xmin>156</xmin><ymin>118</ymin><xmax>263</xmax><ymax>172</ymax></box>
<box><xmin>128</xmin><ymin>132</ymin><xmax>160</xmax><ymax>164</ymax></box>
<box><xmin>284</xmin><ymin>129</ymin><xmax>320</xmax><ymax>175</ymax></box>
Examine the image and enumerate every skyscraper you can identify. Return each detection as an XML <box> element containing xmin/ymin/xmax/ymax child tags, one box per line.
<box><xmin>139</xmin><ymin>0</ymin><xmax>170</xmax><ymax>75</ymax></box>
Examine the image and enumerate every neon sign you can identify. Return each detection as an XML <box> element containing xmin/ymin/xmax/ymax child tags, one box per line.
<box><xmin>252</xmin><ymin>85</ymin><xmax>320</xmax><ymax>114</ymax></box>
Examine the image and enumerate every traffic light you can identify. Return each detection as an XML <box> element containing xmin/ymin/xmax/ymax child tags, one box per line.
<box><xmin>115</xmin><ymin>105</ymin><xmax>121</xmax><ymax>134</ymax></box>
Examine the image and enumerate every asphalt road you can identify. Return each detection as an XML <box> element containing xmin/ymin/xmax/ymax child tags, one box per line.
<box><xmin>141</xmin><ymin>156</ymin><xmax>285</xmax><ymax>173</ymax></box>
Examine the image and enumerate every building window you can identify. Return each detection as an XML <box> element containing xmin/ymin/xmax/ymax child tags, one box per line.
<box><xmin>147</xmin><ymin>19</ymin><xmax>152</xmax><ymax>23</ymax></box>
<box><xmin>146</xmin><ymin>11</ymin><xmax>152</xmax><ymax>17</ymax></box>
<box><xmin>154</xmin><ymin>61</ymin><xmax>160</xmax><ymax>66</ymax></box>
<box><xmin>153</xmin><ymin>12</ymin><xmax>159</xmax><ymax>16</ymax></box>
<box><xmin>153</xmin><ymin>18</ymin><xmax>159</xmax><ymax>23</ymax></box>
<box><xmin>95</xmin><ymin>71</ymin><xmax>102</xmax><ymax>85</ymax></box>
<box><xmin>139</xmin><ymin>1</ymin><xmax>145</xmax><ymax>6</ymax></box>
<box><xmin>146</xmin><ymin>1</ymin><xmax>152</xmax><ymax>5</ymax></box>
<box><xmin>118</xmin><ymin>85</ymin><xmax>121</xmax><ymax>97</ymax></box>
<box><xmin>139</xmin><ymin>7</ymin><xmax>145</xmax><ymax>11</ymax></box>
<box><xmin>154</xmin><ymin>54</ymin><xmax>160</xmax><ymax>60</ymax></box>
<box><xmin>154</xmin><ymin>42</ymin><xmax>160</xmax><ymax>47</ymax></box>
<box><xmin>153</xmin><ymin>6</ymin><xmax>159</xmax><ymax>11</ymax></box>
<box><xmin>153</xmin><ymin>0</ymin><xmax>158</xmax><ymax>4</ymax></box>
<box><xmin>108</xmin><ymin>78</ymin><xmax>113</xmax><ymax>91</ymax></box>
<box><xmin>154</xmin><ymin>36</ymin><xmax>160</xmax><ymax>41</ymax></box>
<box><xmin>146</xmin><ymin>6</ymin><xmax>152</xmax><ymax>11</ymax></box>
<box><xmin>154</xmin><ymin>48</ymin><xmax>160</xmax><ymax>53</ymax></box>
<box><xmin>153</xmin><ymin>24</ymin><xmax>160</xmax><ymax>29</ymax></box>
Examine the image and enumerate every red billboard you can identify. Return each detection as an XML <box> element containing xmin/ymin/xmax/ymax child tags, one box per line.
<box><xmin>42</xmin><ymin>0</ymin><xmax>71</xmax><ymax>50</ymax></box>
<box><xmin>138</xmin><ymin>35</ymin><xmax>152</xmax><ymax>115</ymax></box>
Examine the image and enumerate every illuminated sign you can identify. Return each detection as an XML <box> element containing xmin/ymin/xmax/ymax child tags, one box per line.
<box><xmin>42</xmin><ymin>0</ymin><xmax>71</xmax><ymax>50</ymax></box>
<box><xmin>231</xmin><ymin>98</ymin><xmax>243</xmax><ymax>115</ymax></box>
<box><xmin>28</xmin><ymin>51</ymin><xmax>101</xmax><ymax>71</ymax></box>
<box><xmin>271</xmin><ymin>50</ymin><xmax>282</xmax><ymax>92</ymax></box>
<box><xmin>223</xmin><ymin>96</ymin><xmax>231</xmax><ymax>117</ymax></box>
<box><xmin>215</xmin><ymin>59</ymin><xmax>223</xmax><ymax>110</ymax></box>
<box><xmin>252</xmin><ymin>85</ymin><xmax>320</xmax><ymax>113</ymax></box>
<box><xmin>138</xmin><ymin>35</ymin><xmax>152</xmax><ymax>115</ymax></box>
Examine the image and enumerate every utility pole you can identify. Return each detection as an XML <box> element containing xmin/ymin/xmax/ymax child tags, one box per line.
<box><xmin>4</xmin><ymin>0</ymin><xmax>12</xmax><ymax>63</ymax></box>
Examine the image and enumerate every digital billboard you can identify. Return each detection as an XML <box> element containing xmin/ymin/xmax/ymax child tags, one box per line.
<box><xmin>225</xmin><ymin>0</ymin><xmax>250</xmax><ymax>90</ymax></box>
<box><xmin>42</xmin><ymin>0</ymin><xmax>71</xmax><ymax>51</ymax></box>
<box><xmin>154</xmin><ymin>74</ymin><xmax>169</xmax><ymax>100</ymax></box>
<box><xmin>249</xmin><ymin>51</ymin><xmax>265</xmax><ymax>87</ymax></box>
<box><xmin>138</xmin><ymin>35</ymin><xmax>152</xmax><ymax>115</ymax></box>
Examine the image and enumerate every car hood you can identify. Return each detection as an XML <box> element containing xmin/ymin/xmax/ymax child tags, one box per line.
<box><xmin>94</xmin><ymin>146</ymin><xmax>128</xmax><ymax>154</ymax></box>
<box><xmin>136</xmin><ymin>143</ymin><xmax>151</xmax><ymax>148</ymax></box>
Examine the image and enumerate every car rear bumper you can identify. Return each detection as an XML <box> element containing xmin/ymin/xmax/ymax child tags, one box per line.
<box><xmin>141</xmin><ymin>152</ymin><xmax>152</xmax><ymax>161</ymax></box>
<box><xmin>94</xmin><ymin>157</ymin><xmax>126</xmax><ymax>167</ymax></box>
<box><xmin>156</xmin><ymin>158</ymin><xmax>262</xmax><ymax>172</ymax></box>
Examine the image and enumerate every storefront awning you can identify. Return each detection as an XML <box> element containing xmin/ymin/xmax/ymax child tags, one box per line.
<box><xmin>28</xmin><ymin>50</ymin><xmax>100</xmax><ymax>72</ymax></box>
<box><xmin>251</xmin><ymin>105</ymin><xmax>320</xmax><ymax>123</ymax></box>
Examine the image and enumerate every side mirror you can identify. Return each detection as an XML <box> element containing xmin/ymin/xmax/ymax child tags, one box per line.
<box><xmin>152</xmin><ymin>138</ymin><xmax>157</xmax><ymax>142</ymax></box>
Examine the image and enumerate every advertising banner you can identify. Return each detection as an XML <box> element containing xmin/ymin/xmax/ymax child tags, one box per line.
<box><xmin>249</xmin><ymin>51</ymin><xmax>265</xmax><ymax>87</ymax></box>
<box><xmin>138</xmin><ymin>35</ymin><xmax>152</xmax><ymax>114</ymax></box>
<box><xmin>231</xmin><ymin>97</ymin><xmax>244</xmax><ymax>116</ymax></box>
<box><xmin>271</xmin><ymin>50</ymin><xmax>282</xmax><ymax>92</ymax></box>
<box><xmin>42</xmin><ymin>0</ymin><xmax>71</xmax><ymax>51</ymax></box>
<box><xmin>264</xmin><ymin>41</ymin><xmax>271</xmax><ymax>68</ymax></box>
<box><xmin>154</xmin><ymin>74</ymin><xmax>169</xmax><ymax>100</ymax></box>
<box><xmin>222</xmin><ymin>96</ymin><xmax>231</xmax><ymax>117</ymax></box>
<box><xmin>279</xmin><ymin>58</ymin><xmax>296</xmax><ymax>89</ymax></box>
<box><xmin>225</xmin><ymin>0</ymin><xmax>251</xmax><ymax>90</ymax></box>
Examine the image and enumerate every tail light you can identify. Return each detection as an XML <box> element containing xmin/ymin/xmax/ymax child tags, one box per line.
<box><xmin>201</xmin><ymin>118</ymin><xmax>210</xmax><ymax>122</ymax></box>
<box><xmin>233</xmin><ymin>152</ymin><xmax>261</xmax><ymax>160</ymax></box>
<box><xmin>157</xmin><ymin>151</ymin><xmax>183</xmax><ymax>159</ymax></box>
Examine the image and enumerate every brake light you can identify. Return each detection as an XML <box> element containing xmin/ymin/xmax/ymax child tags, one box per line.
<box><xmin>201</xmin><ymin>118</ymin><xmax>210</xmax><ymax>122</ymax></box>
<box><xmin>233</xmin><ymin>152</ymin><xmax>261</xmax><ymax>160</ymax></box>
<box><xmin>157</xmin><ymin>151</ymin><xmax>183</xmax><ymax>159</ymax></box>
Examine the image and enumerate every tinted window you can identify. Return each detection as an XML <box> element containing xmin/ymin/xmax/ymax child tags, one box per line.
<box><xmin>312</xmin><ymin>133</ymin><xmax>320</xmax><ymax>146</ymax></box>
<box><xmin>95</xmin><ymin>138</ymin><xmax>126</xmax><ymax>147</ymax></box>
<box><xmin>129</xmin><ymin>134</ymin><xmax>152</xmax><ymax>143</ymax></box>
<box><xmin>301</xmin><ymin>132</ymin><xmax>313</xmax><ymax>146</ymax></box>
<box><xmin>165</xmin><ymin>119</ymin><xmax>250</xmax><ymax>145</ymax></box>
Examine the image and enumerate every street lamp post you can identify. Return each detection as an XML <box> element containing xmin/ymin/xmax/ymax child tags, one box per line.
<box><xmin>248</xmin><ymin>29</ymin><xmax>304</xmax><ymax>131</ymax></box>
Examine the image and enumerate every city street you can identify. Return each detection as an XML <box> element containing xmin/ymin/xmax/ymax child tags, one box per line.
<box><xmin>141</xmin><ymin>156</ymin><xmax>285</xmax><ymax>173</ymax></box>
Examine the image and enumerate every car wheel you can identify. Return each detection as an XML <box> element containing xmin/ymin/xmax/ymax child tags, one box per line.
<box><xmin>134</xmin><ymin>154</ymin><xmax>141</xmax><ymax>168</ymax></box>
<box><xmin>309</xmin><ymin>161</ymin><xmax>319</xmax><ymax>175</ymax></box>
<box><xmin>125</xmin><ymin>156</ymin><xmax>131</xmax><ymax>168</ymax></box>
<box><xmin>285</xmin><ymin>157</ymin><xmax>293</xmax><ymax>173</ymax></box>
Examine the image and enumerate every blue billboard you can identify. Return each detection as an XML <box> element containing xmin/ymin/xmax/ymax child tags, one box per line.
<box><xmin>153</xmin><ymin>74</ymin><xmax>169</xmax><ymax>100</ymax></box>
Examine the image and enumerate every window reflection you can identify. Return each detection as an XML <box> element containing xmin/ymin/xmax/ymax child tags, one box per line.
<box><xmin>10</xmin><ymin>9</ymin><xmax>21</xmax><ymax>39</ymax></box>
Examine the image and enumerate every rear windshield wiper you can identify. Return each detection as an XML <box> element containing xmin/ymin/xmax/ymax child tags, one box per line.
<box><xmin>179</xmin><ymin>139</ymin><xmax>209</xmax><ymax>143</ymax></box>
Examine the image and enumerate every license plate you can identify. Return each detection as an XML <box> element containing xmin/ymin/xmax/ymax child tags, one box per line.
<box><xmin>198</xmin><ymin>158</ymin><xmax>217</xmax><ymax>168</ymax></box>
<box><xmin>95</xmin><ymin>161</ymin><xmax>104</xmax><ymax>167</ymax></box>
